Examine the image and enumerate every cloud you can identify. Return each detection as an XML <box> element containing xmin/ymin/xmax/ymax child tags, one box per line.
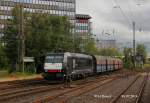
<box><xmin>76</xmin><ymin>0</ymin><xmax>150</xmax><ymax>43</ymax></box>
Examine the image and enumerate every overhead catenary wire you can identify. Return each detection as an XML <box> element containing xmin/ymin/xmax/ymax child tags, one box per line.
<box><xmin>113</xmin><ymin>0</ymin><xmax>133</xmax><ymax>27</ymax></box>
<box><xmin>135</xmin><ymin>3</ymin><xmax>146</xmax><ymax>32</ymax></box>
<box><xmin>127</xmin><ymin>1</ymin><xmax>143</xmax><ymax>32</ymax></box>
<box><xmin>113</xmin><ymin>0</ymin><xmax>138</xmax><ymax>56</ymax></box>
<box><xmin>126</xmin><ymin>1</ymin><xmax>136</xmax><ymax>22</ymax></box>
<box><xmin>114</xmin><ymin>0</ymin><xmax>144</xmax><ymax>32</ymax></box>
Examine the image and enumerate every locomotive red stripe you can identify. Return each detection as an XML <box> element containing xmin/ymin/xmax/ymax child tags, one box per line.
<box><xmin>47</xmin><ymin>70</ymin><xmax>63</xmax><ymax>73</ymax></box>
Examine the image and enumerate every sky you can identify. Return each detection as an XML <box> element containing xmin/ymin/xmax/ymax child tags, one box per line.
<box><xmin>76</xmin><ymin>0</ymin><xmax>150</xmax><ymax>45</ymax></box>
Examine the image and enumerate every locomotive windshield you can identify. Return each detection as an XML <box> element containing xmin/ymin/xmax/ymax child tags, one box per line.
<box><xmin>45</xmin><ymin>54</ymin><xmax>64</xmax><ymax>63</ymax></box>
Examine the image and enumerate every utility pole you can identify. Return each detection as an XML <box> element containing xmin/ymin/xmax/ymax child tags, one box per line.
<box><xmin>133</xmin><ymin>21</ymin><xmax>136</xmax><ymax>68</ymax></box>
<box><xmin>18</xmin><ymin>5</ymin><xmax>25</xmax><ymax>72</ymax></box>
<box><xmin>18</xmin><ymin>5</ymin><xmax>21</xmax><ymax>71</ymax></box>
<box><xmin>21</xmin><ymin>4</ymin><xmax>25</xmax><ymax>72</ymax></box>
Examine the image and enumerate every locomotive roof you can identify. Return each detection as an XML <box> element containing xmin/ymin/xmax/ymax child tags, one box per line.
<box><xmin>65</xmin><ymin>52</ymin><xmax>92</xmax><ymax>59</ymax></box>
<box><xmin>47</xmin><ymin>53</ymin><xmax>64</xmax><ymax>55</ymax></box>
<box><xmin>94</xmin><ymin>55</ymin><xmax>121</xmax><ymax>60</ymax></box>
<box><xmin>46</xmin><ymin>52</ymin><xmax>92</xmax><ymax>59</ymax></box>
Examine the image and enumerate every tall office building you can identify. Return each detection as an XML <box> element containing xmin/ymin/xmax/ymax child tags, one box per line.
<box><xmin>0</xmin><ymin>0</ymin><xmax>76</xmax><ymax>39</ymax></box>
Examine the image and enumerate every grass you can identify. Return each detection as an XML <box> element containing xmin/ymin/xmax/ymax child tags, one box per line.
<box><xmin>0</xmin><ymin>70</ymin><xmax>41</xmax><ymax>82</ymax></box>
<box><xmin>144</xmin><ymin>63</ymin><xmax>150</xmax><ymax>68</ymax></box>
<box><xmin>128</xmin><ymin>63</ymin><xmax>150</xmax><ymax>72</ymax></box>
<box><xmin>7</xmin><ymin>72</ymin><xmax>37</xmax><ymax>78</ymax></box>
<box><xmin>0</xmin><ymin>70</ymin><xmax>9</xmax><ymax>78</ymax></box>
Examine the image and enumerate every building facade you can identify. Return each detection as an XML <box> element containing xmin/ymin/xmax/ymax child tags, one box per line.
<box><xmin>0</xmin><ymin>0</ymin><xmax>76</xmax><ymax>39</ymax></box>
<box><xmin>75</xmin><ymin>14</ymin><xmax>92</xmax><ymax>51</ymax></box>
<box><xmin>75</xmin><ymin>14</ymin><xmax>92</xmax><ymax>39</ymax></box>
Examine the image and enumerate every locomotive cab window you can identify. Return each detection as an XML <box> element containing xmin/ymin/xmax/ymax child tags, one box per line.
<box><xmin>45</xmin><ymin>54</ymin><xmax>64</xmax><ymax>63</ymax></box>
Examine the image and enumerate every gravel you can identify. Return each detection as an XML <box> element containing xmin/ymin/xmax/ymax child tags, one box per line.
<box><xmin>66</xmin><ymin>75</ymin><xmax>138</xmax><ymax>103</ymax></box>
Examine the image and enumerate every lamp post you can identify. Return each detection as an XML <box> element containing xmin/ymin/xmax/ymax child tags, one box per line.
<box><xmin>133</xmin><ymin>21</ymin><xmax>136</xmax><ymax>68</ymax></box>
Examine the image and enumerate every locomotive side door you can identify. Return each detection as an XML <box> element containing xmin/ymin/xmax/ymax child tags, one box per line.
<box><xmin>67</xmin><ymin>57</ymin><xmax>76</xmax><ymax>74</ymax></box>
<box><xmin>73</xmin><ymin>58</ymin><xmax>76</xmax><ymax>70</ymax></box>
<box><xmin>67</xmin><ymin>57</ymin><xmax>73</xmax><ymax>73</ymax></box>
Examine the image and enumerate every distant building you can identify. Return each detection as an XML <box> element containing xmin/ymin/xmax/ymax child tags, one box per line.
<box><xmin>0</xmin><ymin>0</ymin><xmax>76</xmax><ymax>39</ymax></box>
<box><xmin>75</xmin><ymin>14</ymin><xmax>92</xmax><ymax>40</ymax></box>
<box><xmin>75</xmin><ymin>14</ymin><xmax>92</xmax><ymax>50</ymax></box>
<box><xmin>96</xmin><ymin>40</ymin><xmax>116</xmax><ymax>49</ymax></box>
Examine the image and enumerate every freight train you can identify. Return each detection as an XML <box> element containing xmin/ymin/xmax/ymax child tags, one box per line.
<box><xmin>43</xmin><ymin>52</ymin><xmax>123</xmax><ymax>81</ymax></box>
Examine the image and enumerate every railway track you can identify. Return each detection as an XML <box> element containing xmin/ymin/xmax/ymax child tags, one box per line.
<box><xmin>0</xmin><ymin>69</ymin><xmax>124</xmax><ymax>91</ymax></box>
<box><xmin>0</xmin><ymin>85</ymin><xmax>62</xmax><ymax>102</ymax></box>
<box><xmin>0</xmin><ymin>69</ymin><xmax>133</xmax><ymax>103</ymax></box>
<box><xmin>0</xmin><ymin>79</ymin><xmax>49</xmax><ymax>91</ymax></box>
<box><xmin>0</xmin><ymin>74</ymin><xmax>108</xmax><ymax>91</ymax></box>
<box><xmin>33</xmin><ymin>76</ymin><xmax>118</xmax><ymax>103</ymax></box>
<box><xmin>110</xmin><ymin>73</ymin><xmax>149</xmax><ymax>103</ymax></box>
<box><xmin>135</xmin><ymin>72</ymin><xmax>149</xmax><ymax>103</ymax></box>
<box><xmin>0</xmin><ymin>74</ymin><xmax>114</xmax><ymax>102</ymax></box>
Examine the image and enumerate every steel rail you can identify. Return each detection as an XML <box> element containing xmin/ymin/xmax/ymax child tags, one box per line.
<box><xmin>0</xmin><ymin>85</ymin><xmax>61</xmax><ymax>102</ymax></box>
<box><xmin>110</xmin><ymin>75</ymin><xmax>141</xmax><ymax>103</ymax></box>
<box><xmin>135</xmin><ymin>73</ymin><xmax>149</xmax><ymax>103</ymax></box>
<box><xmin>34</xmin><ymin>77</ymin><xmax>117</xmax><ymax>103</ymax></box>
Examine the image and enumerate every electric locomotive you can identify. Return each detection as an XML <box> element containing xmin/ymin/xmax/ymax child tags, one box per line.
<box><xmin>43</xmin><ymin>52</ymin><xmax>123</xmax><ymax>81</ymax></box>
<box><xmin>43</xmin><ymin>52</ymin><xmax>94</xmax><ymax>81</ymax></box>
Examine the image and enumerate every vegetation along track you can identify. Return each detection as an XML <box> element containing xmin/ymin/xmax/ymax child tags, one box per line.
<box><xmin>110</xmin><ymin>72</ymin><xmax>149</xmax><ymax>103</ymax></box>
<box><xmin>0</xmin><ymin>78</ymin><xmax>42</xmax><ymax>85</ymax></box>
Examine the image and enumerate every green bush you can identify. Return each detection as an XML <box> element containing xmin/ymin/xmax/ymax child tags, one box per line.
<box><xmin>0</xmin><ymin>43</ymin><xmax>8</xmax><ymax>70</ymax></box>
<box><xmin>123</xmin><ymin>60</ymin><xmax>133</xmax><ymax>69</ymax></box>
<box><xmin>7</xmin><ymin>67</ymin><xmax>15</xmax><ymax>73</ymax></box>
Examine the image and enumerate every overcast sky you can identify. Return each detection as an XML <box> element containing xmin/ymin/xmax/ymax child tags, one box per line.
<box><xmin>76</xmin><ymin>0</ymin><xmax>150</xmax><ymax>44</ymax></box>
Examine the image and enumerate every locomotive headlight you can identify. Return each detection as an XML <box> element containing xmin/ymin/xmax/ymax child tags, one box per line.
<box><xmin>72</xmin><ymin>71</ymin><xmax>75</xmax><ymax>74</ymax></box>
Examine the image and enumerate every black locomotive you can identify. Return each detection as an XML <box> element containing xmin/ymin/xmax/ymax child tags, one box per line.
<box><xmin>43</xmin><ymin>52</ymin><xmax>123</xmax><ymax>81</ymax></box>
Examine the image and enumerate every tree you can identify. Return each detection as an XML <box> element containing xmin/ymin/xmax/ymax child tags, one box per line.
<box><xmin>83</xmin><ymin>39</ymin><xmax>99</xmax><ymax>55</ymax></box>
<box><xmin>99</xmin><ymin>48</ymin><xmax>122</xmax><ymax>57</ymax></box>
<box><xmin>26</xmin><ymin>13</ymin><xmax>74</xmax><ymax>55</ymax></box>
<box><xmin>73</xmin><ymin>35</ymin><xmax>82</xmax><ymax>53</ymax></box>
<box><xmin>123</xmin><ymin>47</ymin><xmax>133</xmax><ymax>69</ymax></box>
<box><xmin>136</xmin><ymin>44</ymin><xmax>147</xmax><ymax>63</ymax></box>
<box><xmin>26</xmin><ymin>13</ymin><xmax>75</xmax><ymax>73</ymax></box>
<box><xmin>4</xmin><ymin>6</ymin><xmax>75</xmax><ymax>72</ymax></box>
<box><xmin>3</xmin><ymin>5</ymin><xmax>23</xmax><ymax>71</ymax></box>
<box><xmin>0</xmin><ymin>43</ymin><xmax>8</xmax><ymax>69</ymax></box>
